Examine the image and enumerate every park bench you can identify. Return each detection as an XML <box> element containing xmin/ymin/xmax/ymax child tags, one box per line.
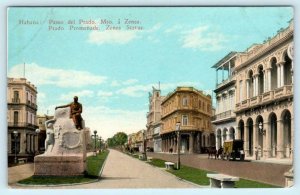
<box><xmin>206</xmin><ymin>173</ymin><xmax>239</xmax><ymax>188</ymax></box>
<box><xmin>164</xmin><ymin>162</ymin><xmax>175</xmax><ymax>170</ymax></box>
<box><xmin>147</xmin><ymin>156</ymin><xmax>153</xmax><ymax>162</ymax></box>
<box><xmin>18</xmin><ymin>158</ymin><xmax>27</xmax><ymax>164</ymax></box>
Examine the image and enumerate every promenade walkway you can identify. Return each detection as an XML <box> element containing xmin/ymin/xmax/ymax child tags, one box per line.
<box><xmin>9</xmin><ymin>150</ymin><xmax>199</xmax><ymax>189</ymax></box>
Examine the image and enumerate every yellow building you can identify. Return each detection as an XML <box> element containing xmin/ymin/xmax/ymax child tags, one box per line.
<box><xmin>7</xmin><ymin>78</ymin><xmax>38</xmax><ymax>162</ymax></box>
<box><xmin>161</xmin><ymin>87</ymin><xmax>214</xmax><ymax>154</ymax></box>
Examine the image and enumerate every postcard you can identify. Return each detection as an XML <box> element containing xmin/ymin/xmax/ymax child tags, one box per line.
<box><xmin>7</xmin><ymin>6</ymin><xmax>294</xmax><ymax>190</ymax></box>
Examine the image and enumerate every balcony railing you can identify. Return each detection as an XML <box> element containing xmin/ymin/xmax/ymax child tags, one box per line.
<box><xmin>236</xmin><ymin>85</ymin><xmax>293</xmax><ymax>111</ymax></box>
<box><xmin>213</xmin><ymin>110</ymin><xmax>235</xmax><ymax>121</ymax></box>
<box><xmin>11</xmin><ymin>98</ymin><xmax>20</xmax><ymax>103</ymax></box>
<box><xmin>8</xmin><ymin>122</ymin><xmax>37</xmax><ymax>127</ymax></box>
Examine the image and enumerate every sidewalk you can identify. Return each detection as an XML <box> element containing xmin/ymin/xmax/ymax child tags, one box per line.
<box><xmin>9</xmin><ymin>149</ymin><xmax>200</xmax><ymax>189</ymax></box>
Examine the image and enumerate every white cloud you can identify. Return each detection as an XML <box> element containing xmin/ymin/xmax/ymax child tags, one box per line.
<box><xmin>117</xmin><ymin>81</ymin><xmax>204</xmax><ymax>97</ymax></box>
<box><xmin>59</xmin><ymin>90</ymin><xmax>95</xmax><ymax>101</ymax></box>
<box><xmin>8</xmin><ymin>63</ymin><xmax>107</xmax><ymax>88</ymax></box>
<box><xmin>181</xmin><ymin>25</ymin><xmax>228</xmax><ymax>51</ymax></box>
<box><xmin>97</xmin><ymin>90</ymin><xmax>113</xmax><ymax>97</ymax></box>
<box><xmin>123</xmin><ymin>79</ymin><xmax>138</xmax><ymax>85</ymax></box>
<box><xmin>88</xmin><ymin>30</ymin><xmax>138</xmax><ymax>45</ymax></box>
<box><xmin>82</xmin><ymin>106</ymin><xmax>147</xmax><ymax>139</ymax></box>
<box><xmin>164</xmin><ymin>25</ymin><xmax>183</xmax><ymax>33</ymax></box>
<box><xmin>110</xmin><ymin>80</ymin><xmax>121</xmax><ymax>87</ymax></box>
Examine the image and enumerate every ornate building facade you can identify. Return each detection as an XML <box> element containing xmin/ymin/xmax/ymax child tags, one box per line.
<box><xmin>7</xmin><ymin>78</ymin><xmax>39</xmax><ymax>162</ymax></box>
<box><xmin>212</xmin><ymin>52</ymin><xmax>238</xmax><ymax>150</ymax></box>
<box><xmin>146</xmin><ymin>87</ymin><xmax>164</xmax><ymax>152</ymax></box>
<box><xmin>212</xmin><ymin>20</ymin><xmax>294</xmax><ymax>160</ymax></box>
<box><xmin>161</xmin><ymin>87</ymin><xmax>214</xmax><ymax>154</ymax></box>
<box><xmin>234</xmin><ymin>21</ymin><xmax>293</xmax><ymax>159</ymax></box>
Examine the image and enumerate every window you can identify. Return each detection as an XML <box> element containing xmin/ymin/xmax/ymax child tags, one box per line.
<box><xmin>182</xmin><ymin>115</ymin><xmax>188</xmax><ymax>126</ymax></box>
<box><xmin>239</xmin><ymin>80</ymin><xmax>243</xmax><ymax>102</ymax></box>
<box><xmin>182</xmin><ymin>97</ymin><xmax>188</xmax><ymax>106</ymax></box>
<box><xmin>13</xmin><ymin>91</ymin><xmax>19</xmax><ymax>102</ymax></box>
<box><xmin>199</xmin><ymin>100</ymin><xmax>202</xmax><ymax>109</ymax></box>
<box><xmin>13</xmin><ymin>111</ymin><xmax>18</xmax><ymax>125</ymax></box>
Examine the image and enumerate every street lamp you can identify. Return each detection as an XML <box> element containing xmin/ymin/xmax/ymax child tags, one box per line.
<box><xmin>258</xmin><ymin>122</ymin><xmax>265</xmax><ymax>135</ymax></box>
<box><xmin>91</xmin><ymin>130</ymin><xmax>98</xmax><ymax>156</ymax></box>
<box><xmin>13</xmin><ymin>130</ymin><xmax>18</xmax><ymax>164</ymax></box>
<box><xmin>176</xmin><ymin>122</ymin><xmax>181</xmax><ymax>170</ymax></box>
<box><xmin>99</xmin><ymin>136</ymin><xmax>102</xmax><ymax>154</ymax></box>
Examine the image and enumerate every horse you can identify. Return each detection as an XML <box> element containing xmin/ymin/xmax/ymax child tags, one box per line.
<box><xmin>207</xmin><ymin>147</ymin><xmax>217</xmax><ymax>159</ymax></box>
<box><xmin>215</xmin><ymin>147</ymin><xmax>223</xmax><ymax>159</ymax></box>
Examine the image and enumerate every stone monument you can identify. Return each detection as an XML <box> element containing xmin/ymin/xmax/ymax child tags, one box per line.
<box><xmin>34</xmin><ymin>107</ymin><xmax>89</xmax><ymax>176</ymax></box>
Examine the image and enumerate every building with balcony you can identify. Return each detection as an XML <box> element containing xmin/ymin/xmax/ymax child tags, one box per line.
<box><xmin>212</xmin><ymin>52</ymin><xmax>238</xmax><ymax>150</ymax></box>
<box><xmin>146</xmin><ymin>87</ymin><xmax>164</xmax><ymax>152</ymax></box>
<box><xmin>161</xmin><ymin>87</ymin><xmax>214</xmax><ymax>154</ymax></box>
<box><xmin>7</xmin><ymin>77</ymin><xmax>39</xmax><ymax>163</ymax></box>
<box><xmin>233</xmin><ymin>20</ymin><xmax>293</xmax><ymax>160</ymax></box>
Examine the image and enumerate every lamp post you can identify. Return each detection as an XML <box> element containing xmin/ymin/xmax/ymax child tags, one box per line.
<box><xmin>258</xmin><ymin>122</ymin><xmax>264</xmax><ymax>135</ymax></box>
<box><xmin>92</xmin><ymin>130</ymin><xmax>98</xmax><ymax>156</ymax></box>
<box><xmin>176</xmin><ymin>122</ymin><xmax>181</xmax><ymax>170</ymax></box>
<box><xmin>99</xmin><ymin>136</ymin><xmax>102</xmax><ymax>154</ymax></box>
<box><xmin>13</xmin><ymin>130</ymin><xmax>18</xmax><ymax>164</ymax></box>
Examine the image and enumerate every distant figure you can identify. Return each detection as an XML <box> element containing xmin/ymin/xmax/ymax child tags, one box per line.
<box><xmin>55</xmin><ymin>96</ymin><xmax>83</xmax><ymax>130</ymax></box>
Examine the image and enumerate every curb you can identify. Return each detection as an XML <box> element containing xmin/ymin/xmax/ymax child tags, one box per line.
<box><xmin>98</xmin><ymin>150</ymin><xmax>110</xmax><ymax>179</ymax></box>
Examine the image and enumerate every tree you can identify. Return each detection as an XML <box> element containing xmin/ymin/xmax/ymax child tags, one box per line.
<box><xmin>107</xmin><ymin>132</ymin><xmax>128</xmax><ymax>147</ymax></box>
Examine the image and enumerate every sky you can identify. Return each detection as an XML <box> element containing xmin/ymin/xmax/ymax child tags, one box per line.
<box><xmin>7</xmin><ymin>7</ymin><xmax>293</xmax><ymax>139</ymax></box>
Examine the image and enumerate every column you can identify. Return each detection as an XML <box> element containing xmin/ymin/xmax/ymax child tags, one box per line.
<box><xmin>253</xmin><ymin>76</ymin><xmax>256</xmax><ymax>97</ymax></box>
<box><xmin>277</xmin><ymin>119</ymin><xmax>284</xmax><ymax>159</ymax></box>
<box><xmin>280</xmin><ymin>62</ymin><xmax>284</xmax><ymax>86</ymax></box>
<box><xmin>8</xmin><ymin>133</ymin><xmax>11</xmax><ymax>154</ymax></box>
<box><xmin>19</xmin><ymin>132</ymin><xmax>26</xmax><ymax>154</ymax></box>
<box><xmin>277</xmin><ymin>63</ymin><xmax>281</xmax><ymax>88</ymax></box>
<box><xmin>246</xmin><ymin>79</ymin><xmax>249</xmax><ymax>99</ymax></box>
<box><xmin>263</xmin><ymin>70</ymin><xmax>266</xmax><ymax>93</ymax></box>
<box><xmin>244</xmin><ymin>125</ymin><xmax>249</xmax><ymax>157</ymax></box>
<box><xmin>267</xmin><ymin>69</ymin><xmax>271</xmax><ymax>91</ymax></box>
<box><xmin>253</xmin><ymin>123</ymin><xmax>259</xmax><ymax>154</ymax></box>
<box><xmin>216</xmin><ymin>133</ymin><xmax>220</xmax><ymax>150</ymax></box>
<box><xmin>226</xmin><ymin>130</ymin><xmax>230</xmax><ymax>140</ymax></box>
<box><xmin>189</xmin><ymin>133</ymin><xmax>194</xmax><ymax>154</ymax></box>
<box><xmin>255</xmin><ymin>75</ymin><xmax>259</xmax><ymax>96</ymax></box>
<box><xmin>264</xmin><ymin>122</ymin><xmax>271</xmax><ymax>158</ymax></box>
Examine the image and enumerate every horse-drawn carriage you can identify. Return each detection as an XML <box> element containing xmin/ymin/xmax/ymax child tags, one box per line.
<box><xmin>221</xmin><ymin>140</ymin><xmax>245</xmax><ymax>161</ymax></box>
<box><xmin>207</xmin><ymin>139</ymin><xmax>245</xmax><ymax>161</ymax></box>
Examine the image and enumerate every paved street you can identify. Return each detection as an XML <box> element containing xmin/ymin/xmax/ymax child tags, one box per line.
<box><xmin>9</xmin><ymin>150</ymin><xmax>199</xmax><ymax>189</ymax></box>
<box><xmin>147</xmin><ymin>152</ymin><xmax>292</xmax><ymax>187</ymax></box>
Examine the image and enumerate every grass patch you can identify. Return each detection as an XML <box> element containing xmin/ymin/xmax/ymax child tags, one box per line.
<box><xmin>86</xmin><ymin>150</ymin><xmax>109</xmax><ymax>176</ymax></box>
<box><xmin>18</xmin><ymin>150</ymin><xmax>109</xmax><ymax>185</ymax></box>
<box><xmin>236</xmin><ymin>178</ymin><xmax>280</xmax><ymax>188</ymax></box>
<box><xmin>148</xmin><ymin>158</ymin><xmax>280</xmax><ymax>188</ymax></box>
<box><xmin>148</xmin><ymin>158</ymin><xmax>167</xmax><ymax>168</ymax></box>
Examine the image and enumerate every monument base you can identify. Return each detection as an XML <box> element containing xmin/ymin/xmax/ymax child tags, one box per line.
<box><xmin>34</xmin><ymin>155</ymin><xmax>85</xmax><ymax>176</ymax></box>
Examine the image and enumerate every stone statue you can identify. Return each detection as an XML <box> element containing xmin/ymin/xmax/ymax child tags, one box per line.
<box><xmin>34</xmin><ymin>105</ymin><xmax>89</xmax><ymax>176</ymax></box>
<box><xmin>55</xmin><ymin>96</ymin><xmax>83</xmax><ymax>130</ymax></box>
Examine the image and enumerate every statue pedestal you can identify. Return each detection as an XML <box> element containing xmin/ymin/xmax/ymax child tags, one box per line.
<box><xmin>33</xmin><ymin>108</ymin><xmax>90</xmax><ymax>176</ymax></box>
<box><xmin>34</xmin><ymin>155</ymin><xmax>84</xmax><ymax>176</ymax></box>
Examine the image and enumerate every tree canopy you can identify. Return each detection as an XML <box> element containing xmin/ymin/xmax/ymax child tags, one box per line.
<box><xmin>107</xmin><ymin>132</ymin><xmax>128</xmax><ymax>147</ymax></box>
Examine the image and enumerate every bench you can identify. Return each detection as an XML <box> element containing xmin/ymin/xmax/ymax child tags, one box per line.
<box><xmin>18</xmin><ymin>158</ymin><xmax>27</xmax><ymax>164</ymax></box>
<box><xmin>147</xmin><ymin>157</ymin><xmax>153</xmax><ymax>162</ymax></box>
<box><xmin>206</xmin><ymin>174</ymin><xmax>239</xmax><ymax>188</ymax></box>
<box><xmin>164</xmin><ymin>162</ymin><xmax>175</xmax><ymax>170</ymax></box>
